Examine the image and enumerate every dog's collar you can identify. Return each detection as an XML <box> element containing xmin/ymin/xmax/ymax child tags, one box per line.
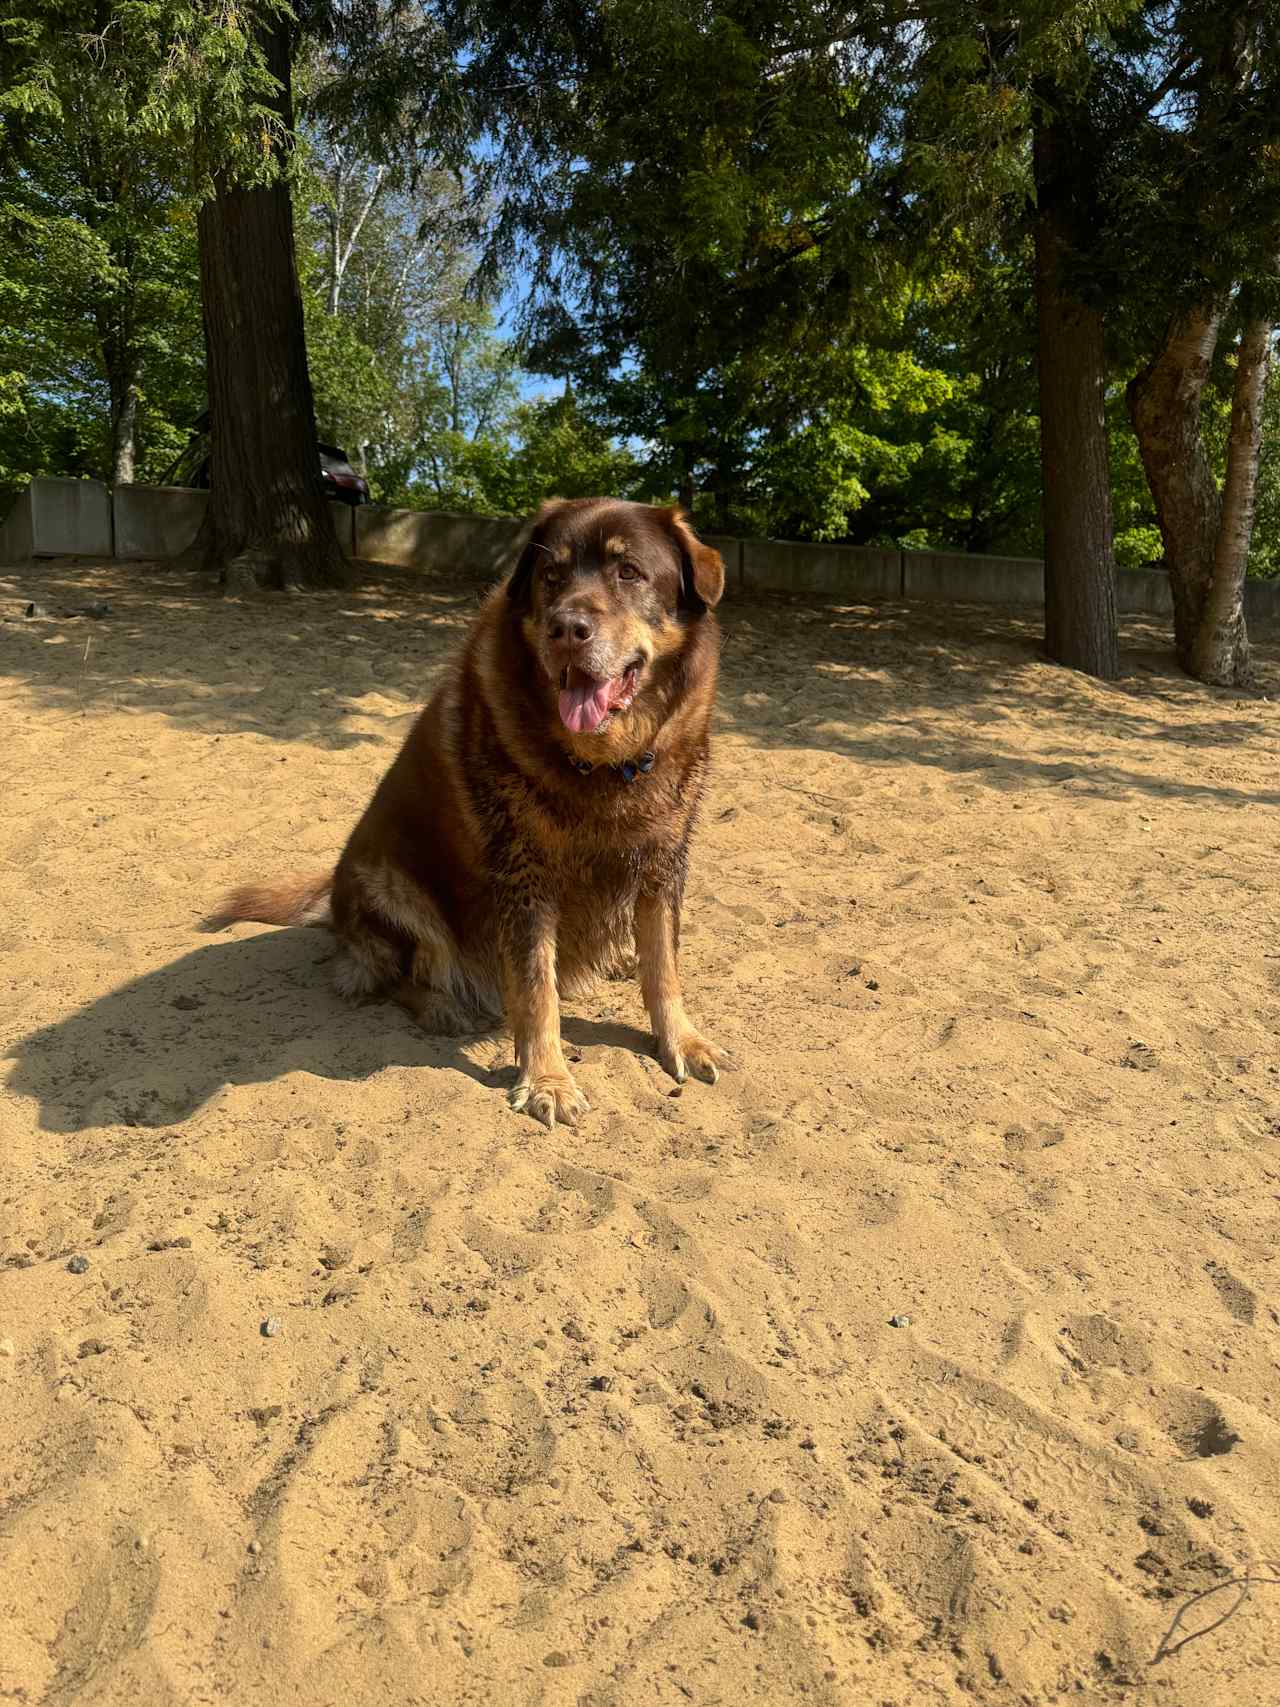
<box><xmin>568</xmin><ymin>749</ymin><xmax>655</xmax><ymax>783</ymax></box>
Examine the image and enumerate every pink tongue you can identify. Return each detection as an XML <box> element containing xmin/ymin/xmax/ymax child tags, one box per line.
<box><xmin>559</xmin><ymin>676</ymin><xmax>615</xmax><ymax>733</ymax></box>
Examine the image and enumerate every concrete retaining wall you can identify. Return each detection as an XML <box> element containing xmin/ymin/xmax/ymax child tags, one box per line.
<box><xmin>113</xmin><ymin>484</ymin><xmax>358</xmax><ymax>560</ymax></box>
<box><xmin>1116</xmin><ymin>567</ymin><xmax>1175</xmax><ymax>617</ymax></box>
<box><xmin>1246</xmin><ymin>578</ymin><xmax>1280</xmax><ymax>629</ymax></box>
<box><xmin>743</xmin><ymin>537</ymin><xmax>902</xmax><ymax>599</ymax></box>
<box><xmin>702</xmin><ymin>534</ymin><xmax>743</xmax><ymax>592</ymax></box>
<box><xmin>747</xmin><ymin>547</ymin><xmax>1242</xmax><ymax>625</ymax></box>
<box><xmin>2</xmin><ymin>477</ymin><xmax>1278</xmax><ymax>631</ymax></box>
<box><xmin>330</xmin><ymin>500</ymin><xmax>356</xmax><ymax>558</ymax></box>
<box><xmin>738</xmin><ymin>543</ymin><xmax>1181</xmax><ymax>617</ymax></box>
<box><xmin>904</xmin><ymin>550</ymin><xmax>1044</xmax><ymax>607</ymax></box>
<box><xmin>38</xmin><ymin>477</ymin><xmax>113</xmax><ymax>557</ymax></box>
<box><xmin>0</xmin><ymin>478</ymin><xmax>357</xmax><ymax>564</ymax></box>
<box><xmin>114</xmin><ymin>484</ymin><xmax>207</xmax><ymax>559</ymax></box>
<box><xmin>0</xmin><ymin>478</ymin><xmax>112</xmax><ymax>560</ymax></box>
<box><xmin>0</xmin><ymin>484</ymin><xmax>35</xmax><ymax>564</ymax></box>
<box><xmin>356</xmin><ymin>506</ymin><xmax>526</xmax><ymax>577</ymax></box>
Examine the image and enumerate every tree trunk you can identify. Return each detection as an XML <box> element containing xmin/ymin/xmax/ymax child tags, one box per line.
<box><xmin>446</xmin><ymin>326</ymin><xmax>464</xmax><ymax>436</ymax></box>
<box><xmin>1032</xmin><ymin>112</ymin><xmax>1119</xmax><ymax>680</ymax></box>
<box><xmin>1126</xmin><ymin>303</ymin><xmax>1224</xmax><ymax>670</ymax></box>
<box><xmin>187</xmin><ymin>18</ymin><xmax>345</xmax><ymax>591</ymax></box>
<box><xmin>324</xmin><ymin>152</ymin><xmax>384</xmax><ymax>318</ymax></box>
<box><xmin>327</xmin><ymin>200</ymin><xmax>342</xmax><ymax>316</ymax></box>
<box><xmin>107</xmin><ymin>357</ymin><xmax>141</xmax><ymax>486</ymax></box>
<box><xmin>1190</xmin><ymin>312</ymin><xmax>1273</xmax><ymax>685</ymax></box>
<box><xmin>1123</xmin><ymin>19</ymin><xmax>1265</xmax><ymax>685</ymax></box>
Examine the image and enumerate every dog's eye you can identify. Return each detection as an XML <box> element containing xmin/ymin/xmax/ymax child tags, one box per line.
<box><xmin>618</xmin><ymin>562</ymin><xmax>641</xmax><ymax>581</ymax></box>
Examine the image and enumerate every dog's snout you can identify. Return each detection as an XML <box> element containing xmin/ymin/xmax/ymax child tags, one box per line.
<box><xmin>549</xmin><ymin>610</ymin><xmax>596</xmax><ymax>645</ymax></box>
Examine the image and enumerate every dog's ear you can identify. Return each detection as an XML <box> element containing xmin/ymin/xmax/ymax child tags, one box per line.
<box><xmin>507</xmin><ymin>499</ymin><xmax>565</xmax><ymax>606</ymax></box>
<box><xmin>506</xmin><ymin>539</ymin><xmax>540</xmax><ymax>608</ymax></box>
<box><xmin>662</xmin><ymin>507</ymin><xmax>725</xmax><ymax>611</ymax></box>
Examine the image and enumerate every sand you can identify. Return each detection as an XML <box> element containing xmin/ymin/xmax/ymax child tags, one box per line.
<box><xmin>2</xmin><ymin>555</ymin><xmax>1279</xmax><ymax>1707</ymax></box>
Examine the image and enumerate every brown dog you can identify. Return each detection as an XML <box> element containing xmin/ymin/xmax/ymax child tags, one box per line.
<box><xmin>210</xmin><ymin>497</ymin><xmax>731</xmax><ymax>1126</ymax></box>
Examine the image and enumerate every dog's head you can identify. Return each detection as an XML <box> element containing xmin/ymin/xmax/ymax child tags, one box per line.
<box><xmin>507</xmin><ymin>499</ymin><xmax>724</xmax><ymax>737</ymax></box>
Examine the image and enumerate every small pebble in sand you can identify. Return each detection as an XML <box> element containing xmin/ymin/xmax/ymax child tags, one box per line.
<box><xmin>260</xmin><ymin>1316</ymin><xmax>284</xmax><ymax>1338</ymax></box>
<box><xmin>0</xmin><ymin>1338</ymin><xmax>14</xmax><ymax>1358</ymax></box>
<box><xmin>248</xmin><ymin>1539</ymin><xmax>262</xmax><ymax>1555</ymax></box>
<box><xmin>889</xmin><ymin>1313</ymin><xmax>912</xmax><ymax>1328</ymax></box>
<box><xmin>766</xmin><ymin>1487</ymin><xmax>787</xmax><ymax>1504</ymax></box>
<box><xmin>67</xmin><ymin>1255</ymin><xmax>90</xmax><ymax>1274</ymax></box>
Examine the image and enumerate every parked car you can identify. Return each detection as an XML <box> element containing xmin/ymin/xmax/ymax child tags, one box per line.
<box><xmin>315</xmin><ymin>443</ymin><xmax>370</xmax><ymax>506</ymax></box>
<box><xmin>160</xmin><ymin>413</ymin><xmax>370</xmax><ymax>505</ymax></box>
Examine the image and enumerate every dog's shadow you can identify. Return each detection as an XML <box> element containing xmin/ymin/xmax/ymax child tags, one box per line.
<box><xmin>8</xmin><ymin>928</ymin><xmax>657</xmax><ymax>1134</ymax></box>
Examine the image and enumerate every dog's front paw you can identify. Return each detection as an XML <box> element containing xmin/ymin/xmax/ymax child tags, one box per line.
<box><xmin>658</xmin><ymin>1030</ymin><xmax>733</xmax><ymax>1086</ymax></box>
<box><xmin>509</xmin><ymin>1070</ymin><xmax>591</xmax><ymax>1128</ymax></box>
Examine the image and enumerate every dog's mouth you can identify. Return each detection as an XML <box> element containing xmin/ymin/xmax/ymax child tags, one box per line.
<box><xmin>557</xmin><ymin>658</ymin><xmax>643</xmax><ymax>733</ymax></box>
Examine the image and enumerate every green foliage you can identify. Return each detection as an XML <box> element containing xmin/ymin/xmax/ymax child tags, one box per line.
<box><xmin>1109</xmin><ymin>382</ymin><xmax>1161</xmax><ymax>569</ymax></box>
<box><xmin>394</xmin><ymin>390</ymin><xmax>643</xmax><ymax>518</ymax></box>
<box><xmin>0</xmin><ymin>4</ymin><xmax>208</xmax><ymax>498</ymax></box>
<box><xmin>1</xmin><ymin>0</ymin><xmax>291</xmax><ymax>191</ymax></box>
<box><xmin>746</xmin><ymin>342</ymin><xmax>962</xmax><ymax>542</ymax></box>
<box><xmin>463</xmin><ymin>392</ymin><xmax>644</xmax><ymax>516</ymax></box>
<box><xmin>743</xmin><ymin>251</ymin><xmax>1045</xmax><ymax>552</ymax></box>
<box><xmin>459</xmin><ymin>1</ymin><xmax>1054</xmax><ymax>548</ymax></box>
<box><xmin>294</xmin><ymin>145</ymin><xmax>526</xmax><ymax>506</ymax></box>
<box><xmin>1253</xmin><ymin>379</ymin><xmax>1280</xmax><ymax>579</ymax></box>
<box><xmin>3</xmin><ymin>0</ymin><xmax>1275</xmax><ymax>588</ymax></box>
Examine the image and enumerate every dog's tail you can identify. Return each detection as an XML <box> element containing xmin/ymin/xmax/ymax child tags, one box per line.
<box><xmin>204</xmin><ymin>869</ymin><xmax>334</xmax><ymax>932</ymax></box>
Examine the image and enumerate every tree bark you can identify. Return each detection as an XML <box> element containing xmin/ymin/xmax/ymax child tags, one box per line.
<box><xmin>324</xmin><ymin>151</ymin><xmax>385</xmax><ymax>317</ymax></box>
<box><xmin>442</xmin><ymin>322</ymin><xmax>464</xmax><ymax>436</ymax></box>
<box><xmin>1127</xmin><ymin>295</ymin><xmax>1274</xmax><ymax>686</ymax></box>
<box><xmin>107</xmin><ymin>354</ymin><xmax>141</xmax><ymax>486</ymax></box>
<box><xmin>1032</xmin><ymin>111</ymin><xmax>1119</xmax><ymax>680</ymax></box>
<box><xmin>327</xmin><ymin>159</ymin><xmax>344</xmax><ymax>316</ymax></box>
<box><xmin>1126</xmin><ymin>302</ymin><xmax>1225</xmax><ymax>669</ymax></box>
<box><xmin>187</xmin><ymin>17</ymin><xmax>346</xmax><ymax>591</ymax></box>
<box><xmin>1191</xmin><ymin>312</ymin><xmax>1273</xmax><ymax>685</ymax></box>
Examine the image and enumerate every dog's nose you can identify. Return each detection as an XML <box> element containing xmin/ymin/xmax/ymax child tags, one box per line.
<box><xmin>549</xmin><ymin>612</ymin><xmax>595</xmax><ymax>645</ymax></box>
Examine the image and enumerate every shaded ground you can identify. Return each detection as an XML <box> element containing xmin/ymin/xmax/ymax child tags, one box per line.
<box><xmin>2</xmin><ymin>556</ymin><xmax>1279</xmax><ymax>1706</ymax></box>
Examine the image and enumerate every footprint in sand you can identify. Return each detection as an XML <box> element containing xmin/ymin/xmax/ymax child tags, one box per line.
<box><xmin>1204</xmin><ymin>1259</ymin><xmax>1257</xmax><ymax>1325</ymax></box>
<box><xmin>1060</xmin><ymin>1312</ymin><xmax>1153</xmax><ymax>1377</ymax></box>
<box><xmin>428</xmin><ymin>1377</ymin><xmax>558</xmax><ymax>1498</ymax></box>
<box><xmin>523</xmin><ymin>1163</ymin><xmax>618</xmax><ymax>1233</ymax></box>
<box><xmin>45</xmin><ymin>1527</ymin><xmax>161</xmax><ymax>1705</ymax></box>
<box><xmin>1155</xmin><ymin>1387</ymin><xmax>1242</xmax><ymax>1459</ymax></box>
<box><xmin>642</xmin><ymin>1266</ymin><xmax>693</xmax><ymax>1330</ymax></box>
